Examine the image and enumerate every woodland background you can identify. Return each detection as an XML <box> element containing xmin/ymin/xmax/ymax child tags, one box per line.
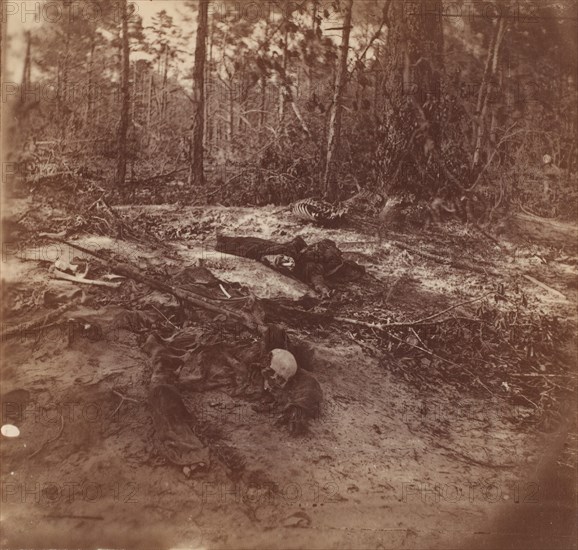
<box><xmin>4</xmin><ymin>0</ymin><xmax>578</xmax><ymax>219</ymax></box>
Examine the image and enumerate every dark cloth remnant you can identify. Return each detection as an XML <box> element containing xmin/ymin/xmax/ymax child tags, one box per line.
<box><xmin>294</xmin><ymin>239</ymin><xmax>342</xmax><ymax>295</ymax></box>
<box><xmin>148</xmin><ymin>383</ymin><xmax>210</xmax><ymax>468</ymax></box>
<box><xmin>258</xmin><ymin>369</ymin><xmax>323</xmax><ymax>434</ymax></box>
<box><xmin>215</xmin><ymin>235</ymin><xmax>364</xmax><ymax>295</ymax></box>
<box><xmin>216</xmin><ymin>235</ymin><xmax>307</xmax><ymax>261</ymax></box>
<box><xmin>280</xmin><ymin>369</ymin><xmax>323</xmax><ymax>425</ymax></box>
<box><xmin>142</xmin><ymin>321</ymin><xmax>322</xmax><ymax>434</ymax></box>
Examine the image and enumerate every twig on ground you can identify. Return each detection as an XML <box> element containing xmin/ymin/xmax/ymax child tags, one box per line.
<box><xmin>386</xmin><ymin>331</ymin><xmax>495</xmax><ymax>396</ymax></box>
<box><xmin>110</xmin><ymin>390</ymin><xmax>140</xmax><ymax>418</ymax></box>
<box><xmin>523</xmin><ymin>274</ymin><xmax>568</xmax><ymax>301</ymax></box>
<box><xmin>29</xmin><ymin>413</ymin><xmax>65</xmax><ymax>458</ymax></box>
<box><xmin>334</xmin><ymin>291</ymin><xmax>494</xmax><ymax>328</ymax></box>
<box><xmin>472</xmin><ymin>222</ymin><xmax>502</xmax><ymax>247</ymax></box>
<box><xmin>388</xmin><ymin>240</ymin><xmax>501</xmax><ymax>276</ymax></box>
<box><xmin>434</xmin><ymin>442</ymin><xmax>515</xmax><ymax>469</ymax></box>
<box><xmin>410</xmin><ymin>291</ymin><xmax>495</xmax><ymax>324</ymax></box>
<box><xmin>151</xmin><ymin>305</ymin><xmax>179</xmax><ymax>330</ymax></box>
<box><xmin>43</xmin><ymin>515</ymin><xmax>104</xmax><ymax>521</ymax></box>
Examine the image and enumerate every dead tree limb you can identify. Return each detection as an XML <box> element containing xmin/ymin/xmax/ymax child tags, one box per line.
<box><xmin>471</xmin><ymin>223</ymin><xmax>502</xmax><ymax>247</ymax></box>
<box><xmin>348</xmin><ymin>0</ymin><xmax>391</xmax><ymax>79</ymax></box>
<box><xmin>2</xmin><ymin>303</ymin><xmax>75</xmax><ymax>341</ymax></box>
<box><xmin>333</xmin><ymin>289</ymin><xmax>492</xmax><ymax>329</ymax></box>
<box><xmin>49</xmin><ymin>238</ymin><xmax>263</xmax><ymax>331</ymax></box>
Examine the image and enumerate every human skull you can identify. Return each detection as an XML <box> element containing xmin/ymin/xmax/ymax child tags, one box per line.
<box><xmin>262</xmin><ymin>349</ymin><xmax>298</xmax><ymax>391</ymax></box>
<box><xmin>542</xmin><ymin>154</ymin><xmax>553</xmax><ymax>165</ymax></box>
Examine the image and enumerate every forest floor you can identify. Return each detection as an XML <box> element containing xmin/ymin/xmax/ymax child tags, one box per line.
<box><xmin>1</xmin><ymin>196</ymin><xmax>577</xmax><ymax>550</ymax></box>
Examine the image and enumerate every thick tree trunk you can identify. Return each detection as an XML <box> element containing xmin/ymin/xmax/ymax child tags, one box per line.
<box><xmin>188</xmin><ymin>0</ymin><xmax>208</xmax><ymax>187</ymax></box>
<box><xmin>323</xmin><ymin>0</ymin><xmax>353</xmax><ymax>201</ymax></box>
<box><xmin>377</xmin><ymin>0</ymin><xmax>444</xmax><ymax>195</ymax></box>
<box><xmin>130</xmin><ymin>62</ymin><xmax>137</xmax><ymax>121</ymax></box>
<box><xmin>115</xmin><ymin>0</ymin><xmax>130</xmax><ymax>189</ymax></box>
<box><xmin>204</xmin><ymin>23</ymin><xmax>213</xmax><ymax>149</ymax></box>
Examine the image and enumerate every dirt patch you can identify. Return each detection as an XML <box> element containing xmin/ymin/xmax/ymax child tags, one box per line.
<box><xmin>1</xmin><ymin>203</ymin><xmax>576</xmax><ymax>549</ymax></box>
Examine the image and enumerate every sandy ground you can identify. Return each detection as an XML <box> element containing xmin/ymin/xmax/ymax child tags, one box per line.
<box><xmin>1</xmin><ymin>203</ymin><xmax>576</xmax><ymax>549</ymax></box>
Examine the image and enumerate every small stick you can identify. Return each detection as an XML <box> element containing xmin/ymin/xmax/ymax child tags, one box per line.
<box><xmin>151</xmin><ymin>305</ymin><xmax>179</xmax><ymax>330</ymax></box>
<box><xmin>522</xmin><ymin>274</ymin><xmax>568</xmax><ymax>301</ymax></box>
<box><xmin>472</xmin><ymin>222</ymin><xmax>502</xmax><ymax>247</ymax></box>
<box><xmin>110</xmin><ymin>390</ymin><xmax>140</xmax><ymax>418</ymax></box>
<box><xmin>112</xmin><ymin>390</ymin><xmax>139</xmax><ymax>403</ymax></box>
<box><xmin>409</xmin><ymin>327</ymin><xmax>429</xmax><ymax>351</ymax></box>
<box><xmin>409</xmin><ymin>291</ymin><xmax>495</xmax><ymax>324</ymax></box>
<box><xmin>44</xmin><ymin>514</ymin><xmax>104</xmax><ymax>521</ymax></box>
<box><xmin>510</xmin><ymin>373</ymin><xmax>576</xmax><ymax>378</ymax></box>
<box><xmin>29</xmin><ymin>414</ymin><xmax>65</xmax><ymax>458</ymax></box>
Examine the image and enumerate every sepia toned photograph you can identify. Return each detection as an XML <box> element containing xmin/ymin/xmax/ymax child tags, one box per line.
<box><xmin>0</xmin><ymin>1</ymin><xmax>576</xmax><ymax>548</ymax></box>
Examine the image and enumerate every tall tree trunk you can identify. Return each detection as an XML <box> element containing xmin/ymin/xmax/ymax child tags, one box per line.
<box><xmin>130</xmin><ymin>61</ymin><xmax>137</xmax><ymax>121</ymax></box>
<box><xmin>59</xmin><ymin>29</ymin><xmax>70</xmax><ymax>140</ymax></box>
<box><xmin>188</xmin><ymin>0</ymin><xmax>208</xmax><ymax>186</ymax></box>
<box><xmin>204</xmin><ymin>21</ymin><xmax>213</xmax><ymax>150</ymax></box>
<box><xmin>376</xmin><ymin>0</ymin><xmax>444</xmax><ymax>196</ymax></box>
<box><xmin>146</xmin><ymin>71</ymin><xmax>153</xmax><ymax>132</ymax></box>
<box><xmin>323</xmin><ymin>0</ymin><xmax>353</xmax><ymax>201</ymax></box>
<box><xmin>161</xmin><ymin>45</ymin><xmax>169</xmax><ymax>122</ymax></box>
<box><xmin>259</xmin><ymin>74</ymin><xmax>267</xmax><ymax>129</ymax></box>
<box><xmin>373</xmin><ymin>45</ymin><xmax>381</xmax><ymax>113</ymax></box>
<box><xmin>115</xmin><ymin>0</ymin><xmax>130</xmax><ymax>190</ymax></box>
<box><xmin>472</xmin><ymin>17</ymin><xmax>506</xmax><ymax>168</ymax></box>
<box><xmin>228</xmin><ymin>85</ymin><xmax>234</xmax><ymax>144</ymax></box>
<box><xmin>85</xmin><ymin>36</ymin><xmax>95</xmax><ymax>127</ymax></box>
<box><xmin>311</xmin><ymin>0</ymin><xmax>318</xmax><ymax>32</ymax></box>
<box><xmin>21</xmin><ymin>31</ymin><xmax>31</xmax><ymax>90</ymax></box>
<box><xmin>278</xmin><ymin>0</ymin><xmax>291</xmax><ymax>121</ymax></box>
